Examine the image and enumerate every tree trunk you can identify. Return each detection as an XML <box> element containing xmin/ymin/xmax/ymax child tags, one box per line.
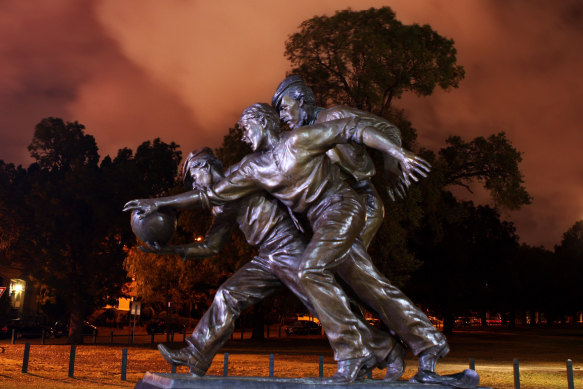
<box><xmin>508</xmin><ymin>311</ymin><xmax>516</xmax><ymax>328</ymax></box>
<box><xmin>479</xmin><ymin>311</ymin><xmax>488</xmax><ymax>327</ymax></box>
<box><xmin>68</xmin><ymin>301</ymin><xmax>85</xmax><ymax>345</ymax></box>
<box><xmin>251</xmin><ymin>302</ymin><xmax>265</xmax><ymax>340</ymax></box>
<box><xmin>442</xmin><ymin>312</ymin><xmax>454</xmax><ymax>335</ymax></box>
<box><xmin>520</xmin><ymin>311</ymin><xmax>528</xmax><ymax>327</ymax></box>
<box><xmin>529</xmin><ymin>310</ymin><xmax>537</xmax><ymax>327</ymax></box>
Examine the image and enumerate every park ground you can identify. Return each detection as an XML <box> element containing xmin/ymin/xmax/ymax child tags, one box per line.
<box><xmin>0</xmin><ymin>326</ymin><xmax>581</xmax><ymax>389</ymax></box>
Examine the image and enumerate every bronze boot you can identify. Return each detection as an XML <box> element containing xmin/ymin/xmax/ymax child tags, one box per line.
<box><xmin>324</xmin><ymin>354</ymin><xmax>375</xmax><ymax>383</ymax></box>
<box><xmin>157</xmin><ymin>343</ymin><xmax>209</xmax><ymax>376</ymax></box>
<box><xmin>383</xmin><ymin>342</ymin><xmax>406</xmax><ymax>381</ymax></box>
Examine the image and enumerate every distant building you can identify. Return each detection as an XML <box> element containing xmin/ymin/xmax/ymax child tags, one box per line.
<box><xmin>0</xmin><ymin>262</ymin><xmax>45</xmax><ymax>319</ymax></box>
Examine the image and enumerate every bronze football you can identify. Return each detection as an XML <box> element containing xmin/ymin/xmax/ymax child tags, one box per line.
<box><xmin>130</xmin><ymin>209</ymin><xmax>176</xmax><ymax>246</ymax></box>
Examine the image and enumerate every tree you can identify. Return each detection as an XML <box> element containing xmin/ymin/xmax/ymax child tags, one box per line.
<box><xmin>124</xmin><ymin>244</ymin><xmax>224</xmax><ymax>319</ymax></box>
<box><xmin>5</xmin><ymin>118</ymin><xmax>182</xmax><ymax>343</ymax></box>
<box><xmin>285</xmin><ymin>7</ymin><xmax>464</xmax><ymax>118</ymax></box>
<box><xmin>28</xmin><ymin>118</ymin><xmax>99</xmax><ymax>172</ymax></box>
<box><xmin>509</xmin><ymin>244</ymin><xmax>554</xmax><ymax>326</ymax></box>
<box><xmin>438</xmin><ymin>133</ymin><xmax>531</xmax><ymax>210</ymax></box>
<box><xmin>553</xmin><ymin>221</ymin><xmax>583</xmax><ymax>320</ymax></box>
<box><xmin>408</xmin><ymin>196</ymin><xmax>519</xmax><ymax>333</ymax></box>
<box><xmin>0</xmin><ymin>161</ymin><xmax>27</xmax><ymax>255</ymax></box>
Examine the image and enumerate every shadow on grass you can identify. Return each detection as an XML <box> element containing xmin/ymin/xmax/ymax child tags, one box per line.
<box><xmin>71</xmin><ymin>377</ymin><xmax>129</xmax><ymax>387</ymax></box>
<box><xmin>25</xmin><ymin>373</ymin><xmax>70</xmax><ymax>383</ymax></box>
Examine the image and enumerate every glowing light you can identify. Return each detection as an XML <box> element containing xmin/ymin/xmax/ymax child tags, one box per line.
<box><xmin>12</xmin><ymin>283</ymin><xmax>23</xmax><ymax>293</ymax></box>
<box><xmin>195</xmin><ymin>236</ymin><xmax>204</xmax><ymax>242</ymax></box>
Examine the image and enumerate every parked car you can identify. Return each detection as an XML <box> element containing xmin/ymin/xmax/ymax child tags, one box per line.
<box><xmin>52</xmin><ymin>320</ymin><xmax>98</xmax><ymax>338</ymax></box>
<box><xmin>7</xmin><ymin>317</ymin><xmax>54</xmax><ymax>338</ymax></box>
<box><xmin>146</xmin><ymin>319</ymin><xmax>185</xmax><ymax>335</ymax></box>
<box><xmin>0</xmin><ymin>320</ymin><xmax>13</xmax><ymax>339</ymax></box>
<box><xmin>285</xmin><ymin>320</ymin><xmax>321</xmax><ymax>336</ymax></box>
<box><xmin>454</xmin><ymin>316</ymin><xmax>481</xmax><ymax>327</ymax></box>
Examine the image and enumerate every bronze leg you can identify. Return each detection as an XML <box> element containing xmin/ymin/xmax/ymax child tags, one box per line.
<box><xmin>337</xmin><ymin>243</ymin><xmax>447</xmax><ymax>356</ymax></box>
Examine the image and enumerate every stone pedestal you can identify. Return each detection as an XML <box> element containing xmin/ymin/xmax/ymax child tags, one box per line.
<box><xmin>134</xmin><ymin>372</ymin><xmax>491</xmax><ymax>389</ymax></box>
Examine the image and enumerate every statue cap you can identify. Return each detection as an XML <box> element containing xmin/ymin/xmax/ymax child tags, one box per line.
<box><xmin>272</xmin><ymin>75</ymin><xmax>306</xmax><ymax>110</ymax></box>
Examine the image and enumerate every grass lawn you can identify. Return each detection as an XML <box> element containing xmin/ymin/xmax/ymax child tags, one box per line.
<box><xmin>0</xmin><ymin>327</ymin><xmax>581</xmax><ymax>388</ymax></box>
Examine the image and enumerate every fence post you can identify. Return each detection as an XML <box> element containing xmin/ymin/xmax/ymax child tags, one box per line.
<box><xmin>183</xmin><ymin>328</ymin><xmax>186</xmax><ymax>343</ymax></box>
<box><xmin>513</xmin><ymin>358</ymin><xmax>520</xmax><ymax>389</ymax></box>
<box><xmin>469</xmin><ymin>357</ymin><xmax>475</xmax><ymax>370</ymax></box>
<box><xmin>566</xmin><ymin>359</ymin><xmax>574</xmax><ymax>389</ymax></box>
<box><xmin>68</xmin><ymin>345</ymin><xmax>76</xmax><ymax>378</ymax></box>
<box><xmin>110</xmin><ymin>331</ymin><xmax>114</xmax><ymax>345</ymax></box>
<box><xmin>121</xmin><ymin>348</ymin><xmax>128</xmax><ymax>381</ymax></box>
<box><xmin>319</xmin><ymin>356</ymin><xmax>324</xmax><ymax>378</ymax></box>
<box><xmin>151</xmin><ymin>333</ymin><xmax>155</xmax><ymax>346</ymax></box>
<box><xmin>223</xmin><ymin>353</ymin><xmax>229</xmax><ymax>377</ymax></box>
<box><xmin>41</xmin><ymin>329</ymin><xmax>46</xmax><ymax>345</ymax></box>
<box><xmin>11</xmin><ymin>328</ymin><xmax>16</xmax><ymax>344</ymax></box>
<box><xmin>121</xmin><ymin>348</ymin><xmax>127</xmax><ymax>381</ymax></box>
<box><xmin>269</xmin><ymin>354</ymin><xmax>274</xmax><ymax>377</ymax></box>
<box><xmin>170</xmin><ymin>330</ymin><xmax>174</xmax><ymax>343</ymax></box>
<box><xmin>130</xmin><ymin>330</ymin><xmax>134</xmax><ymax>345</ymax></box>
<box><xmin>22</xmin><ymin>343</ymin><xmax>30</xmax><ymax>373</ymax></box>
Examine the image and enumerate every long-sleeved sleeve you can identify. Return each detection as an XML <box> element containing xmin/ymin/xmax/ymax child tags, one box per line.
<box><xmin>206</xmin><ymin>158</ymin><xmax>261</xmax><ymax>203</ymax></box>
<box><xmin>292</xmin><ymin>117</ymin><xmax>365</xmax><ymax>154</ymax></box>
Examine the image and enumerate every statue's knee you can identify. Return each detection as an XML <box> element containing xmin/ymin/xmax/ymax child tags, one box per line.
<box><xmin>297</xmin><ymin>268</ymin><xmax>312</xmax><ymax>285</ymax></box>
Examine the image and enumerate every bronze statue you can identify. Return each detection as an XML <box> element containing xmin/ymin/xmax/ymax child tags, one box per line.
<box><xmin>271</xmin><ymin>75</ymin><xmax>462</xmax><ymax>386</ymax></box>
<box><xmin>125</xmin><ymin>103</ymin><xmax>435</xmax><ymax>383</ymax></box>
<box><xmin>128</xmin><ymin>147</ymin><xmax>403</xmax><ymax>381</ymax></box>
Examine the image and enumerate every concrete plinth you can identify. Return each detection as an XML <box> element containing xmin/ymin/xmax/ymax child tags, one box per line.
<box><xmin>134</xmin><ymin>372</ymin><xmax>491</xmax><ymax>389</ymax></box>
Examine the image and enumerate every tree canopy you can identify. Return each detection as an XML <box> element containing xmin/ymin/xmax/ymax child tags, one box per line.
<box><xmin>285</xmin><ymin>7</ymin><xmax>464</xmax><ymax>117</ymax></box>
<box><xmin>1</xmin><ymin>117</ymin><xmax>182</xmax><ymax>343</ymax></box>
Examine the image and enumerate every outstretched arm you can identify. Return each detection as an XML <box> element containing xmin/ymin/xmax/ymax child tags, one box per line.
<box><xmin>140</xmin><ymin>227</ymin><xmax>230</xmax><ymax>259</ymax></box>
<box><xmin>292</xmin><ymin>117</ymin><xmax>360</xmax><ymax>154</ymax></box>
<box><xmin>123</xmin><ymin>190</ymin><xmax>207</xmax><ymax>217</ymax></box>
<box><xmin>141</xmin><ymin>241</ymin><xmax>220</xmax><ymax>259</ymax></box>
<box><xmin>141</xmin><ymin>209</ymin><xmax>234</xmax><ymax>259</ymax></box>
<box><xmin>361</xmin><ymin>127</ymin><xmax>431</xmax><ymax>188</ymax></box>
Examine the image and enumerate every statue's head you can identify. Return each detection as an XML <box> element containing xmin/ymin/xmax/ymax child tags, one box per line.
<box><xmin>272</xmin><ymin>75</ymin><xmax>315</xmax><ymax>129</ymax></box>
<box><xmin>182</xmin><ymin>147</ymin><xmax>223</xmax><ymax>190</ymax></box>
<box><xmin>238</xmin><ymin>103</ymin><xmax>280</xmax><ymax>151</ymax></box>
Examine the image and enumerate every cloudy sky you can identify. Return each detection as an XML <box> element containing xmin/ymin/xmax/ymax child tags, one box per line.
<box><xmin>1</xmin><ymin>0</ymin><xmax>581</xmax><ymax>248</ymax></box>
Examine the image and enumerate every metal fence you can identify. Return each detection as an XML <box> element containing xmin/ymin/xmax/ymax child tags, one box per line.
<box><xmin>14</xmin><ymin>341</ymin><xmax>578</xmax><ymax>388</ymax></box>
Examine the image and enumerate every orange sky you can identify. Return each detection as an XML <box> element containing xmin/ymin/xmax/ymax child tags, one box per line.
<box><xmin>1</xmin><ymin>0</ymin><xmax>582</xmax><ymax>248</ymax></box>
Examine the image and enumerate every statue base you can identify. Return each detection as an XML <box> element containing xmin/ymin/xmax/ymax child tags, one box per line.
<box><xmin>134</xmin><ymin>372</ymin><xmax>491</xmax><ymax>388</ymax></box>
